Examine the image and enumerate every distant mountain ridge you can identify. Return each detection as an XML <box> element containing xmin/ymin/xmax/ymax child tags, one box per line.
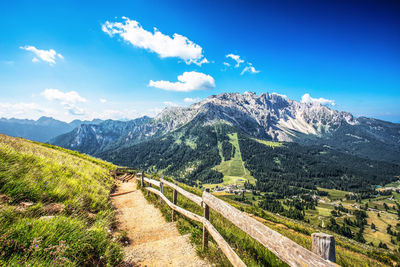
<box><xmin>50</xmin><ymin>116</ymin><xmax>153</xmax><ymax>155</ymax></box>
<box><xmin>0</xmin><ymin>116</ymin><xmax>103</xmax><ymax>142</ymax></box>
<box><xmin>52</xmin><ymin>92</ymin><xmax>400</xmax><ymax>164</ymax></box>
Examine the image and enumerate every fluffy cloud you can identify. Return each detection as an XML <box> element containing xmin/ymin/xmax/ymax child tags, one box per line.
<box><xmin>241</xmin><ymin>63</ymin><xmax>260</xmax><ymax>75</ymax></box>
<box><xmin>41</xmin><ymin>89</ymin><xmax>87</xmax><ymax>116</ymax></box>
<box><xmin>184</xmin><ymin>97</ymin><xmax>201</xmax><ymax>103</ymax></box>
<box><xmin>100</xmin><ymin>98</ymin><xmax>107</xmax><ymax>103</ymax></box>
<box><xmin>102</xmin><ymin>17</ymin><xmax>208</xmax><ymax>66</ymax></box>
<box><xmin>41</xmin><ymin>89</ymin><xmax>86</xmax><ymax>103</ymax></box>
<box><xmin>225</xmin><ymin>54</ymin><xmax>260</xmax><ymax>75</ymax></box>
<box><xmin>65</xmin><ymin>104</ymin><xmax>85</xmax><ymax>115</ymax></box>
<box><xmin>301</xmin><ymin>93</ymin><xmax>335</xmax><ymax>106</ymax></box>
<box><xmin>0</xmin><ymin>102</ymin><xmax>54</xmax><ymax>119</ymax></box>
<box><xmin>20</xmin><ymin>45</ymin><xmax>63</xmax><ymax>65</ymax></box>
<box><xmin>226</xmin><ymin>54</ymin><xmax>244</xmax><ymax>68</ymax></box>
<box><xmin>149</xmin><ymin>71</ymin><xmax>215</xmax><ymax>92</ymax></box>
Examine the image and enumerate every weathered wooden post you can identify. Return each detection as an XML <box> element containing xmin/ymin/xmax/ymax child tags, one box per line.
<box><xmin>147</xmin><ymin>175</ymin><xmax>152</xmax><ymax>197</ymax></box>
<box><xmin>311</xmin><ymin>233</ymin><xmax>336</xmax><ymax>263</ymax></box>
<box><xmin>141</xmin><ymin>170</ymin><xmax>144</xmax><ymax>187</ymax></box>
<box><xmin>202</xmin><ymin>188</ymin><xmax>210</xmax><ymax>250</ymax></box>
<box><xmin>160</xmin><ymin>175</ymin><xmax>164</xmax><ymax>204</ymax></box>
<box><xmin>172</xmin><ymin>182</ymin><xmax>178</xmax><ymax>221</ymax></box>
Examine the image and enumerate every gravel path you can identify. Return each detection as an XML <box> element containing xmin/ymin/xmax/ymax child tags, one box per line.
<box><xmin>112</xmin><ymin>180</ymin><xmax>210</xmax><ymax>267</ymax></box>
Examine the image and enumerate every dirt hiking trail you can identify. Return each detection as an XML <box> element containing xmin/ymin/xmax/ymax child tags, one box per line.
<box><xmin>112</xmin><ymin>180</ymin><xmax>210</xmax><ymax>267</ymax></box>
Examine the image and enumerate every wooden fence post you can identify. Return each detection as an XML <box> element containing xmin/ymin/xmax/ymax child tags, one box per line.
<box><xmin>147</xmin><ymin>175</ymin><xmax>152</xmax><ymax>197</ymax></box>
<box><xmin>160</xmin><ymin>175</ymin><xmax>164</xmax><ymax>204</ymax></box>
<box><xmin>311</xmin><ymin>233</ymin><xmax>336</xmax><ymax>263</ymax></box>
<box><xmin>172</xmin><ymin>183</ymin><xmax>177</xmax><ymax>221</ymax></box>
<box><xmin>141</xmin><ymin>170</ymin><xmax>144</xmax><ymax>187</ymax></box>
<box><xmin>203</xmin><ymin>188</ymin><xmax>210</xmax><ymax>250</ymax></box>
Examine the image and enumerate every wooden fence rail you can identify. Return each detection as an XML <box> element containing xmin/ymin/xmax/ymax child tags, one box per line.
<box><xmin>131</xmin><ymin>170</ymin><xmax>338</xmax><ymax>267</ymax></box>
<box><xmin>161</xmin><ymin>178</ymin><xmax>203</xmax><ymax>206</ymax></box>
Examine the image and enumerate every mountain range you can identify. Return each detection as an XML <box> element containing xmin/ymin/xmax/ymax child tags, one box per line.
<box><xmin>51</xmin><ymin>92</ymin><xmax>400</xmax><ymax>164</ymax></box>
<box><xmin>0</xmin><ymin>116</ymin><xmax>103</xmax><ymax>142</ymax></box>
<box><xmin>2</xmin><ymin>92</ymin><xmax>399</xmax><ymax>193</ymax></box>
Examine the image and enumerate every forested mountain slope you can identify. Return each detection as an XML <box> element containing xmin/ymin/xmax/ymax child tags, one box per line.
<box><xmin>99</xmin><ymin>120</ymin><xmax>400</xmax><ymax>195</ymax></box>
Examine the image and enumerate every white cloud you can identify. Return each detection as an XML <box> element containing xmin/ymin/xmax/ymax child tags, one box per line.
<box><xmin>241</xmin><ymin>63</ymin><xmax>260</xmax><ymax>75</ymax></box>
<box><xmin>0</xmin><ymin>102</ymin><xmax>54</xmax><ymax>119</ymax></box>
<box><xmin>301</xmin><ymin>93</ymin><xmax>335</xmax><ymax>106</ymax></box>
<box><xmin>100</xmin><ymin>98</ymin><xmax>107</xmax><ymax>103</ymax></box>
<box><xmin>41</xmin><ymin>89</ymin><xmax>87</xmax><ymax>116</ymax></box>
<box><xmin>226</xmin><ymin>54</ymin><xmax>244</xmax><ymax>68</ymax></box>
<box><xmin>184</xmin><ymin>97</ymin><xmax>201</xmax><ymax>103</ymax></box>
<box><xmin>41</xmin><ymin>89</ymin><xmax>86</xmax><ymax>104</ymax></box>
<box><xmin>65</xmin><ymin>104</ymin><xmax>86</xmax><ymax>115</ymax></box>
<box><xmin>20</xmin><ymin>45</ymin><xmax>64</xmax><ymax>65</ymax></box>
<box><xmin>149</xmin><ymin>71</ymin><xmax>215</xmax><ymax>92</ymax></box>
<box><xmin>225</xmin><ymin>54</ymin><xmax>260</xmax><ymax>75</ymax></box>
<box><xmin>102</xmin><ymin>17</ymin><xmax>208</xmax><ymax>66</ymax></box>
<box><xmin>163</xmin><ymin>101</ymin><xmax>179</xmax><ymax>107</ymax></box>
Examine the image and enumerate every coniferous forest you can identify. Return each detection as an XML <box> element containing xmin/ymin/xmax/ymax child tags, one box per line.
<box><xmin>102</xmin><ymin>122</ymin><xmax>400</xmax><ymax>195</ymax></box>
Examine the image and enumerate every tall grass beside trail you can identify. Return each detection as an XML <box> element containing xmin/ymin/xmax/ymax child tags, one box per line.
<box><xmin>140</xmin><ymin>174</ymin><xmax>394</xmax><ymax>267</ymax></box>
<box><xmin>0</xmin><ymin>134</ymin><xmax>123</xmax><ymax>266</ymax></box>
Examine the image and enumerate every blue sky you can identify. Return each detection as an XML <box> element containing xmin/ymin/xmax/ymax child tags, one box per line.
<box><xmin>0</xmin><ymin>0</ymin><xmax>399</xmax><ymax>122</ymax></box>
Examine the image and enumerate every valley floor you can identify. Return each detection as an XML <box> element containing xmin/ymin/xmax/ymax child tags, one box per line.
<box><xmin>112</xmin><ymin>180</ymin><xmax>209</xmax><ymax>267</ymax></box>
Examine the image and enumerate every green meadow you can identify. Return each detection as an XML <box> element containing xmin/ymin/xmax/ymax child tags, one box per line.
<box><xmin>212</xmin><ymin>133</ymin><xmax>255</xmax><ymax>187</ymax></box>
<box><xmin>0</xmin><ymin>134</ymin><xmax>123</xmax><ymax>266</ymax></box>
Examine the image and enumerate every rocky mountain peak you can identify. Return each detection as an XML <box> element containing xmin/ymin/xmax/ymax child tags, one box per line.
<box><xmin>154</xmin><ymin>92</ymin><xmax>358</xmax><ymax>141</ymax></box>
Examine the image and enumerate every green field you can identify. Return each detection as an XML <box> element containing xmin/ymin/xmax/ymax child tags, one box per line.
<box><xmin>393</xmin><ymin>192</ymin><xmax>400</xmax><ymax>202</ymax></box>
<box><xmin>364</xmin><ymin>210</ymin><xmax>398</xmax><ymax>249</ymax></box>
<box><xmin>383</xmin><ymin>179</ymin><xmax>400</xmax><ymax>188</ymax></box>
<box><xmin>253</xmin><ymin>138</ymin><xmax>284</xmax><ymax>148</ymax></box>
<box><xmin>212</xmin><ymin>132</ymin><xmax>255</xmax><ymax>186</ymax></box>
<box><xmin>317</xmin><ymin>187</ymin><xmax>348</xmax><ymax>201</ymax></box>
<box><xmin>303</xmin><ymin>185</ymin><xmax>400</xmax><ymax>254</ymax></box>
<box><xmin>0</xmin><ymin>134</ymin><xmax>123</xmax><ymax>266</ymax></box>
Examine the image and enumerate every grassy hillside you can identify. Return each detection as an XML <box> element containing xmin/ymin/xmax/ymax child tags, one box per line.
<box><xmin>212</xmin><ymin>133</ymin><xmax>256</xmax><ymax>187</ymax></box>
<box><xmin>0</xmin><ymin>134</ymin><xmax>122</xmax><ymax>266</ymax></box>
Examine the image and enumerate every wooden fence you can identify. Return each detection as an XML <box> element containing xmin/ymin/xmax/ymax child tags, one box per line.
<box><xmin>130</xmin><ymin>170</ymin><xmax>338</xmax><ymax>267</ymax></box>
